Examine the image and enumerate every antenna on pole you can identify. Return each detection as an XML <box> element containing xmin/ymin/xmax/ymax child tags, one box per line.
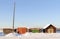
<box><xmin>12</xmin><ymin>0</ymin><xmax>16</xmax><ymax>31</ymax></box>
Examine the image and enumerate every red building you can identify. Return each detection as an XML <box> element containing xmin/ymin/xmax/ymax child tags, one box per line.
<box><xmin>16</xmin><ymin>27</ymin><xmax>27</xmax><ymax>34</ymax></box>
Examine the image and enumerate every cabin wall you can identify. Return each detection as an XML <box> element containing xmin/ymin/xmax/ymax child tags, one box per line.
<box><xmin>3</xmin><ymin>29</ymin><xmax>14</xmax><ymax>34</ymax></box>
<box><xmin>28</xmin><ymin>28</ymin><xmax>41</xmax><ymax>33</ymax></box>
<box><xmin>17</xmin><ymin>27</ymin><xmax>27</xmax><ymax>34</ymax></box>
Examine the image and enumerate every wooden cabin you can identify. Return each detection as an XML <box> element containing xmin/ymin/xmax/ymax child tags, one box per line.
<box><xmin>3</xmin><ymin>28</ymin><xmax>14</xmax><ymax>34</ymax></box>
<box><xmin>43</xmin><ymin>24</ymin><xmax>56</xmax><ymax>33</ymax></box>
<box><xmin>16</xmin><ymin>27</ymin><xmax>27</xmax><ymax>34</ymax></box>
<box><xmin>28</xmin><ymin>28</ymin><xmax>41</xmax><ymax>33</ymax></box>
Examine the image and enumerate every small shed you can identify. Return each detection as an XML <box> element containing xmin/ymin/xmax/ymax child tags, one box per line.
<box><xmin>43</xmin><ymin>24</ymin><xmax>56</xmax><ymax>33</ymax></box>
<box><xmin>28</xmin><ymin>28</ymin><xmax>41</xmax><ymax>33</ymax></box>
<box><xmin>3</xmin><ymin>28</ymin><xmax>14</xmax><ymax>34</ymax></box>
<box><xmin>16</xmin><ymin>27</ymin><xmax>27</xmax><ymax>34</ymax></box>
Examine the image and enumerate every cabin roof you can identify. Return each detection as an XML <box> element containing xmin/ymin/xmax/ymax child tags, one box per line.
<box><xmin>43</xmin><ymin>24</ymin><xmax>56</xmax><ymax>29</ymax></box>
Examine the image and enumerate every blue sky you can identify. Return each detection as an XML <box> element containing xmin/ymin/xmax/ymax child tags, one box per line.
<box><xmin>0</xmin><ymin>0</ymin><xmax>60</xmax><ymax>28</ymax></box>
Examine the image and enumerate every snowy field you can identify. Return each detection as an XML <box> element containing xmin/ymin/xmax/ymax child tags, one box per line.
<box><xmin>0</xmin><ymin>33</ymin><xmax>60</xmax><ymax>39</ymax></box>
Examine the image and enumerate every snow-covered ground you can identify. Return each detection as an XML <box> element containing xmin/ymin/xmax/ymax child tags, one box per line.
<box><xmin>0</xmin><ymin>33</ymin><xmax>60</xmax><ymax>39</ymax></box>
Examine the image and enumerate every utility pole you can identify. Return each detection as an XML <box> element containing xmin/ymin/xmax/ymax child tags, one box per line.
<box><xmin>12</xmin><ymin>0</ymin><xmax>16</xmax><ymax>32</ymax></box>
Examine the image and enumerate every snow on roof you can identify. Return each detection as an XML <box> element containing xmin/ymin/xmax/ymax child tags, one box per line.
<box><xmin>43</xmin><ymin>24</ymin><xmax>54</xmax><ymax>29</ymax></box>
<box><xmin>27</xmin><ymin>27</ymin><xmax>30</xmax><ymax>29</ymax></box>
